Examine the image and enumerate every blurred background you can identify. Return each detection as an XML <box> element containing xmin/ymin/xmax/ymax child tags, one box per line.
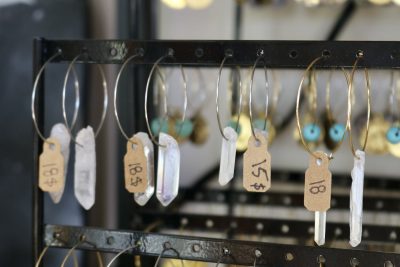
<box><xmin>2</xmin><ymin>0</ymin><xmax>400</xmax><ymax>266</ymax></box>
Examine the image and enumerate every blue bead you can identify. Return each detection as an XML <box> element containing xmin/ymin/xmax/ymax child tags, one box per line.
<box><xmin>228</xmin><ymin>120</ymin><xmax>241</xmax><ymax>135</ymax></box>
<box><xmin>253</xmin><ymin>119</ymin><xmax>269</xmax><ymax>131</ymax></box>
<box><xmin>329</xmin><ymin>123</ymin><xmax>346</xmax><ymax>143</ymax></box>
<box><xmin>302</xmin><ymin>123</ymin><xmax>321</xmax><ymax>142</ymax></box>
<box><xmin>386</xmin><ymin>126</ymin><xmax>400</xmax><ymax>144</ymax></box>
<box><xmin>151</xmin><ymin>117</ymin><xmax>169</xmax><ymax>136</ymax></box>
<box><xmin>175</xmin><ymin>119</ymin><xmax>194</xmax><ymax>138</ymax></box>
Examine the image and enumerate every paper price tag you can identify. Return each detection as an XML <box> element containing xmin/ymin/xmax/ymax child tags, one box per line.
<box><xmin>124</xmin><ymin>137</ymin><xmax>148</xmax><ymax>193</ymax></box>
<box><xmin>39</xmin><ymin>138</ymin><xmax>64</xmax><ymax>192</ymax></box>
<box><xmin>304</xmin><ymin>151</ymin><xmax>332</xmax><ymax>212</ymax></box>
<box><xmin>243</xmin><ymin>131</ymin><xmax>271</xmax><ymax>192</ymax></box>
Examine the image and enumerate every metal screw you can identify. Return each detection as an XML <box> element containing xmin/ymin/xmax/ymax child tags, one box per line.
<box><xmin>356</xmin><ymin>50</ymin><xmax>364</xmax><ymax>58</ymax></box>
<box><xmin>257</xmin><ymin>49</ymin><xmax>264</xmax><ymax>57</ymax></box>
<box><xmin>225</xmin><ymin>49</ymin><xmax>234</xmax><ymax>58</ymax></box>
<box><xmin>255</xmin><ymin>249</ymin><xmax>262</xmax><ymax>258</ymax></box>
<box><xmin>222</xmin><ymin>247</ymin><xmax>230</xmax><ymax>255</ymax></box>
<box><xmin>163</xmin><ymin>242</ymin><xmax>172</xmax><ymax>249</ymax></box>
<box><xmin>317</xmin><ymin>255</ymin><xmax>326</xmax><ymax>264</ymax></box>
<box><xmin>195</xmin><ymin>48</ymin><xmax>204</xmax><ymax>58</ymax></box>
<box><xmin>192</xmin><ymin>243</ymin><xmax>201</xmax><ymax>252</ymax></box>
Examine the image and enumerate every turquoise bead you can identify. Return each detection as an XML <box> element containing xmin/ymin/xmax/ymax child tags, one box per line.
<box><xmin>302</xmin><ymin>123</ymin><xmax>321</xmax><ymax>142</ymax></box>
<box><xmin>253</xmin><ymin>119</ymin><xmax>269</xmax><ymax>131</ymax></box>
<box><xmin>175</xmin><ymin>119</ymin><xmax>194</xmax><ymax>138</ymax></box>
<box><xmin>386</xmin><ymin>126</ymin><xmax>400</xmax><ymax>144</ymax></box>
<box><xmin>151</xmin><ymin>117</ymin><xmax>169</xmax><ymax>136</ymax></box>
<box><xmin>228</xmin><ymin>120</ymin><xmax>241</xmax><ymax>134</ymax></box>
<box><xmin>329</xmin><ymin>123</ymin><xmax>346</xmax><ymax>143</ymax></box>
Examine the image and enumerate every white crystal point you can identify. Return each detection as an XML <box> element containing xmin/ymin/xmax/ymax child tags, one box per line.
<box><xmin>49</xmin><ymin>123</ymin><xmax>71</xmax><ymax>204</ymax></box>
<box><xmin>315</xmin><ymin>211</ymin><xmax>326</xmax><ymax>246</ymax></box>
<box><xmin>350</xmin><ymin>149</ymin><xmax>365</xmax><ymax>247</ymax></box>
<box><xmin>74</xmin><ymin>126</ymin><xmax>96</xmax><ymax>210</ymax></box>
<box><xmin>156</xmin><ymin>133</ymin><xmax>180</xmax><ymax>206</ymax></box>
<box><xmin>133</xmin><ymin>132</ymin><xmax>155</xmax><ymax>206</ymax></box>
<box><xmin>218</xmin><ymin>126</ymin><xmax>237</xmax><ymax>186</ymax></box>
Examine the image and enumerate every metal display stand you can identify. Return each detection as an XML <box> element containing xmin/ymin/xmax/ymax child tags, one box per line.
<box><xmin>33</xmin><ymin>38</ymin><xmax>400</xmax><ymax>267</ymax></box>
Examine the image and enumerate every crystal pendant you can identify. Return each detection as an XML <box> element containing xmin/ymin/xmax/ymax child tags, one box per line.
<box><xmin>156</xmin><ymin>133</ymin><xmax>180</xmax><ymax>206</ymax></box>
<box><xmin>74</xmin><ymin>126</ymin><xmax>96</xmax><ymax>210</ymax></box>
<box><xmin>49</xmin><ymin>123</ymin><xmax>71</xmax><ymax>204</ymax></box>
<box><xmin>315</xmin><ymin>211</ymin><xmax>326</xmax><ymax>246</ymax></box>
<box><xmin>133</xmin><ymin>132</ymin><xmax>155</xmax><ymax>206</ymax></box>
<box><xmin>218</xmin><ymin>126</ymin><xmax>237</xmax><ymax>186</ymax></box>
<box><xmin>350</xmin><ymin>149</ymin><xmax>365</xmax><ymax>247</ymax></box>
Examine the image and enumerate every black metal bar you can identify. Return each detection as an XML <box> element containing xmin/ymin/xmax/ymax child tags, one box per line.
<box><xmin>178</xmin><ymin>189</ymin><xmax>400</xmax><ymax>212</ymax></box>
<box><xmin>41</xmin><ymin>40</ymin><xmax>400</xmax><ymax>68</ymax></box>
<box><xmin>134</xmin><ymin>212</ymin><xmax>400</xmax><ymax>243</ymax></box>
<box><xmin>32</xmin><ymin>37</ymin><xmax>45</xmax><ymax>267</ymax></box>
<box><xmin>326</xmin><ymin>0</ymin><xmax>357</xmax><ymax>41</ymax></box>
<box><xmin>45</xmin><ymin>224</ymin><xmax>400</xmax><ymax>266</ymax></box>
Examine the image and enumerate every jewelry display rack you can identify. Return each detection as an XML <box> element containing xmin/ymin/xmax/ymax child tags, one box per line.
<box><xmin>33</xmin><ymin>38</ymin><xmax>400</xmax><ymax>267</ymax></box>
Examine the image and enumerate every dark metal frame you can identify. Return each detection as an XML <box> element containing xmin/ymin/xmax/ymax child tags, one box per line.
<box><xmin>33</xmin><ymin>39</ymin><xmax>400</xmax><ymax>267</ymax></box>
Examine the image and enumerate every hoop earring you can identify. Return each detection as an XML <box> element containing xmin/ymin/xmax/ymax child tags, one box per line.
<box><xmin>243</xmin><ymin>51</ymin><xmax>272</xmax><ymax>193</ymax></box>
<box><xmin>144</xmin><ymin>52</ymin><xmax>188</xmax><ymax>206</ymax></box>
<box><xmin>113</xmin><ymin>51</ymin><xmax>159</xmax><ymax>206</ymax></box>
<box><xmin>32</xmin><ymin>50</ymin><xmax>80</xmax><ymax>202</ymax></box>
<box><xmin>347</xmin><ymin>51</ymin><xmax>371</xmax><ymax>247</ymax></box>
<box><xmin>216</xmin><ymin>53</ymin><xmax>243</xmax><ymax>186</ymax></box>
<box><xmin>60</xmin><ymin>235</ymin><xmax>104</xmax><ymax>267</ymax></box>
<box><xmin>324</xmin><ymin>69</ymin><xmax>351</xmax><ymax>152</ymax></box>
<box><xmin>62</xmin><ymin>53</ymin><xmax>108</xmax><ymax>210</ymax></box>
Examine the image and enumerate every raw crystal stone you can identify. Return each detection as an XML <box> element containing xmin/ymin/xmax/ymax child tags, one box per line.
<box><xmin>156</xmin><ymin>133</ymin><xmax>180</xmax><ymax>206</ymax></box>
<box><xmin>218</xmin><ymin>126</ymin><xmax>237</xmax><ymax>186</ymax></box>
<box><xmin>134</xmin><ymin>132</ymin><xmax>155</xmax><ymax>206</ymax></box>
<box><xmin>74</xmin><ymin>126</ymin><xmax>96</xmax><ymax>210</ymax></box>
<box><xmin>315</xmin><ymin>211</ymin><xmax>326</xmax><ymax>246</ymax></box>
<box><xmin>350</xmin><ymin>149</ymin><xmax>365</xmax><ymax>247</ymax></box>
<box><xmin>49</xmin><ymin>123</ymin><xmax>71</xmax><ymax>204</ymax></box>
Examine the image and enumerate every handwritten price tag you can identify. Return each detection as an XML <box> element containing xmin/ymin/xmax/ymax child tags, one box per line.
<box><xmin>124</xmin><ymin>137</ymin><xmax>147</xmax><ymax>193</ymax></box>
<box><xmin>39</xmin><ymin>138</ymin><xmax>64</xmax><ymax>192</ymax></box>
<box><xmin>304</xmin><ymin>151</ymin><xmax>332</xmax><ymax>212</ymax></box>
<box><xmin>243</xmin><ymin>131</ymin><xmax>271</xmax><ymax>192</ymax></box>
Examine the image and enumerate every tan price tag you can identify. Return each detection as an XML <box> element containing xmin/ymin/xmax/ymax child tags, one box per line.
<box><xmin>304</xmin><ymin>151</ymin><xmax>332</xmax><ymax>212</ymax></box>
<box><xmin>243</xmin><ymin>131</ymin><xmax>271</xmax><ymax>192</ymax></box>
<box><xmin>39</xmin><ymin>138</ymin><xmax>64</xmax><ymax>192</ymax></box>
<box><xmin>124</xmin><ymin>137</ymin><xmax>147</xmax><ymax>193</ymax></box>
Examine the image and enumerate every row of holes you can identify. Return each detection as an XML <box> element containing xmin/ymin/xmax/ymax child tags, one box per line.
<box><xmin>180</xmin><ymin>218</ymin><xmax>399</xmax><ymax>240</ymax></box>
<box><xmin>194</xmin><ymin>192</ymin><xmax>392</xmax><ymax>210</ymax></box>
<box><xmin>53</xmin><ymin>233</ymin><xmax>396</xmax><ymax>267</ymax></box>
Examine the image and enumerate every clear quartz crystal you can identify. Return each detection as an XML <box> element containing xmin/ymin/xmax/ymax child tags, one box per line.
<box><xmin>133</xmin><ymin>132</ymin><xmax>154</xmax><ymax>206</ymax></box>
<box><xmin>350</xmin><ymin>149</ymin><xmax>365</xmax><ymax>247</ymax></box>
<box><xmin>218</xmin><ymin>126</ymin><xmax>238</xmax><ymax>186</ymax></box>
<box><xmin>315</xmin><ymin>211</ymin><xmax>326</xmax><ymax>246</ymax></box>
<box><xmin>74</xmin><ymin>126</ymin><xmax>96</xmax><ymax>210</ymax></box>
<box><xmin>156</xmin><ymin>133</ymin><xmax>180</xmax><ymax>206</ymax></box>
<box><xmin>49</xmin><ymin>123</ymin><xmax>71</xmax><ymax>204</ymax></box>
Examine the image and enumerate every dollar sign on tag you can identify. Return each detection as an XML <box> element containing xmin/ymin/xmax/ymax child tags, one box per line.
<box><xmin>39</xmin><ymin>138</ymin><xmax>64</xmax><ymax>192</ymax></box>
<box><xmin>124</xmin><ymin>137</ymin><xmax>147</xmax><ymax>193</ymax></box>
<box><xmin>243</xmin><ymin>131</ymin><xmax>271</xmax><ymax>192</ymax></box>
<box><xmin>304</xmin><ymin>151</ymin><xmax>331</xmax><ymax>211</ymax></box>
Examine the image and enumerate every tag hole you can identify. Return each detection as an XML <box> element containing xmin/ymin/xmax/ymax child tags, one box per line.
<box><xmin>131</xmin><ymin>143</ymin><xmax>138</xmax><ymax>150</ymax></box>
<box><xmin>316</xmin><ymin>158</ymin><xmax>322</xmax><ymax>166</ymax></box>
<box><xmin>49</xmin><ymin>143</ymin><xmax>55</xmax><ymax>150</ymax></box>
<box><xmin>255</xmin><ymin>140</ymin><xmax>261</xmax><ymax>147</ymax></box>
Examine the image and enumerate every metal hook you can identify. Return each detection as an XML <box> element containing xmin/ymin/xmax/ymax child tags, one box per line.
<box><xmin>249</xmin><ymin>52</ymin><xmax>269</xmax><ymax>143</ymax></box>
<box><xmin>153</xmin><ymin>242</ymin><xmax>181</xmax><ymax>267</ymax></box>
<box><xmin>253</xmin><ymin>249</ymin><xmax>262</xmax><ymax>267</ymax></box>
<box><xmin>144</xmin><ymin>53</ymin><xmax>188</xmax><ymax>147</ymax></box>
<box><xmin>215</xmin><ymin>247</ymin><xmax>230</xmax><ymax>267</ymax></box>
<box><xmin>216</xmin><ymin>55</ymin><xmax>243</xmax><ymax>140</ymax></box>
<box><xmin>62</xmin><ymin>54</ymin><xmax>109</xmax><ymax>146</ymax></box>
<box><xmin>106</xmin><ymin>242</ymin><xmax>141</xmax><ymax>267</ymax></box>
<box><xmin>31</xmin><ymin>50</ymin><xmax>80</xmax><ymax>145</ymax></box>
